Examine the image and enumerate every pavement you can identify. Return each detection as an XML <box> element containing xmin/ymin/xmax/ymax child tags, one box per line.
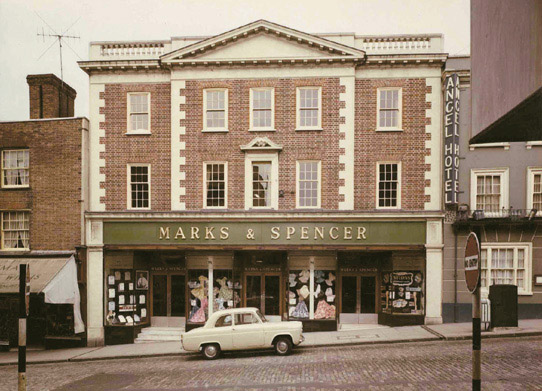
<box><xmin>1</xmin><ymin>319</ymin><xmax>541</xmax><ymax>366</ymax></box>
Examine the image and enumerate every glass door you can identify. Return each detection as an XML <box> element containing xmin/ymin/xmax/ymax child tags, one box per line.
<box><xmin>244</xmin><ymin>273</ymin><xmax>282</xmax><ymax>319</ymax></box>
<box><xmin>151</xmin><ymin>273</ymin><xmax>186</xmax><ymax>327</ymax></box>
<box><xmin>340</xmin><ymin>274</ymin><xmax>378</xmax><ymax>324</ymax></box>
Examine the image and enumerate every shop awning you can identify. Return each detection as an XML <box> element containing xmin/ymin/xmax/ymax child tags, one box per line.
<box><xmin>0</xmin><ymin>255</ymin><xmax>85</xmax><ymax>333</ymax></box>
<box><xmin>470</xmin><ymin>87</ymin><xmax>542</xmax><ymax>144</ymax></box>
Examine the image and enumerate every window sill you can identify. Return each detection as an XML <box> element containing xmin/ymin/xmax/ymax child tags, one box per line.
<box><xmin>1</xmin><ymin>186</ymin><xmax>30</xmax><ymax>190</ymax></box>
<box><xmin>0</xmin><ymin>248</ymin><xmax>30</xmax><ymax>252</ymax></box>
<box><xmin>295</xmin><ymin>127</ymin><xmax>323</xmax><ymax>132</ymax></box>
<box><xmin>249</xmin><ymin>128</ymin><xmax>276</xmax><ymax>132</ymax></box>
<box><xmin>126</xmin><ymin>130</ymin><xmax>151</xmax><ymax>135</ymax></box>
<box><xmin>127</xmin><ymin>208</ymin><xmax>151</xmax><ymax>211</ymax></box>
<box><xmin>376</xmin><ymin>128</ymin><xmax>403</xmax><ymax>132</ymax></box>
<box><xmin>376</xmin><ymin>206</ymin><xmax>401</xmax><ymax>210</ymax></box>
<box><xmin>201</xmin><ymin>129</ymin><xmax>229</xmax><ymax>133</ymax></box>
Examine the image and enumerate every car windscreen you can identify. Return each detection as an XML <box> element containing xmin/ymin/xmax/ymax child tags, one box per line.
<box><xmin>256</xmin><ymin>310</ymin><xmax>268</xmax><ymax>323</ymax></box>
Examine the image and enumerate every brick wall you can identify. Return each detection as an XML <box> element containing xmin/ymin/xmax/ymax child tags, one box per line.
<box><xmin>27</xmin><ymin>74</ymin><xmax>76</xmax><ymax>119</ymax></box>
<box><xmin>102</xmin><ymin>83</ymin><xmax>171</xmax><ymax>210</ymax></box>
<box><xmin>0</xmin><ymin>118</ymin><xmax>84</xmax><ymax>250</ymax></box>
<box><xmin>354</xmin><ymin>79</ymin><xmax>431</xmax><ymax>210</ymax></box>
<box><xmin>179</xmin><ymin>78</ymin><xmax>342</xmax><ymax>210</ymax></box>
<box><xmin>100</xmin><ymin>77</ymin><xmax>432</xmax><ymax>212</ymax></box>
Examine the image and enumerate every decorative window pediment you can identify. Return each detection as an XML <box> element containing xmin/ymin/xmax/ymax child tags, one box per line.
<box><xmin>240</xmin><ymin>137</ymin><xmax>283</xmax><ymax>152</ymax></box>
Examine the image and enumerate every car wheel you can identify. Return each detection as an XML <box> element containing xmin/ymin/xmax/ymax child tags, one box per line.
<box><xmin>274</xmin><ymin>337</ymin><xmax>292</xmax><ymax>356</ymax></box>
<box><xmin>202</xmin><ymin>343</ymin><xmax>221</xmax><ymax>360</ymax></box>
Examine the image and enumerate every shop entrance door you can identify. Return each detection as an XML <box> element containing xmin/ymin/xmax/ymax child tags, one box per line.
<box><xmin>151</xmin><ymin>273</ymin><xmax>186</xmax><ymax>327</ymax></box>
<box><xmin>339</xmin><ymin>274</ymin><xmax>378</xmax><ymax>324</ymax></box>
<box><xmin>244</xmin><ymin>273</ymin><xmax>282</xmax><ymax>321</ymax></box>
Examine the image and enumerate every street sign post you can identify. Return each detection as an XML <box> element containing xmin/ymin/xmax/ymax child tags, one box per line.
<box><xmin>464</xmin><ymin>232</ymin><xmax>481</xmax><ymax>391</ymax></box>
<box><xmin>18</xmin><ymin>264</ymin><xmax>29</xmax><ymax>391</ymax></box>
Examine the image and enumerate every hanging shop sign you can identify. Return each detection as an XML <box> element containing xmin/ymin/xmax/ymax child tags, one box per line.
<box><xmin>464</xmin><ymin>232</ymin><xmax>480</xmax><ymax>293</ymax></box>
<box><xmin>102</xmin><ymin>221</ymin><xmax>426</xmax><ymax>246</ymax></box>
<box><xmin>444</xmin><ymin>73</ymin><xmax>460</xmax><ymax>204</ymax></box>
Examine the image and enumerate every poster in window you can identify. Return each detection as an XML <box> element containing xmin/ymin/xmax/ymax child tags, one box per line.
<box><xmin>124</xmin><ymin>271</ymin><xmax>131</xmax><ymax>281</ymax></box>
<box><xmin>108</xmin><ymin>275</ymin><xmax>115</xmax><ymax>285</ymax></box>
<box><xmin>136</xmin><ymin>270</ymin><xmax>149</xmax><ymax>290</ymax></box>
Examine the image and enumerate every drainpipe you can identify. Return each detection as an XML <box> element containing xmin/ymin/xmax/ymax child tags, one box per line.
<box><xmin>453</xmin><ymin>227</ymin><xmax>458</xmax><ymax>323</ymax></box>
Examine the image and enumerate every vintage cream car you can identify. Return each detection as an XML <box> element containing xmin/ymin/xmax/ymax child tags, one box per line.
<box><xmin>181</xmin><ymin>307</ymin><xmax>304</xmax><ymax>359</ymax></box>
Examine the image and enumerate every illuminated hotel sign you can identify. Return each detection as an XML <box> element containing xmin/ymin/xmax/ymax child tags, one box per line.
<box><xmin>444</xmin><ymin>73</ymin><xmax>460</xmax><ymax>204</ymax></box>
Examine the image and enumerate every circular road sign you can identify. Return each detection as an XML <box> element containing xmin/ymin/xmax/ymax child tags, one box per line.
<box><xmin>464</xmin><ymin>232</ymin><xmax>480</xmax><ymax>293</ymax></box>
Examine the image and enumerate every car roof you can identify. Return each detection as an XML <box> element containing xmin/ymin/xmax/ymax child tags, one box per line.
<box><xmin>205</xmin><ymin>307</ymin><xmax>259</xmax><ymax>323</ymax></box>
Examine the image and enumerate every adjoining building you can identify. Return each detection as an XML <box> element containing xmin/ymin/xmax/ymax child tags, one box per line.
<box><xmin>442</xmin><ymin>56</ymin><xmax>542</xmax><ymax>323</ymax></box>
<box><xmin>0</xmin><ymin>74</ymin><xmax>88</xmax><ymax>348</ymax></box>
<box><xmin>79</xmin><ymin>20</ymin><xmax>446</xmax><ymax>346</ymax></box>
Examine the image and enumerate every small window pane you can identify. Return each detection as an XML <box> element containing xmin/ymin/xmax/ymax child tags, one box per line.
<box><xmin>129</xmin><ymin>166</ymin><xmax>150</xmax><ymax>209</ymax></box>
<box><xmin>205</xmin><ymin>163</ymin><xmax>226</xmax><ymax>207</ymax></box>
<box><xmin>2</xmin><ymin>150</ymin><xmax>29</xmax><ymax>187</ymax></box>
<box><xmin>298</xmin><ymin>161</ymin><xmax>319</xmax><ymax>208</ymax></box>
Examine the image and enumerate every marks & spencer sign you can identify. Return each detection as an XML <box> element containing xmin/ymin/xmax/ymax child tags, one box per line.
<box><xmin>103</xmin><ymin>221</ymin><xmax>426</xmax><ymax>246</ymax></box>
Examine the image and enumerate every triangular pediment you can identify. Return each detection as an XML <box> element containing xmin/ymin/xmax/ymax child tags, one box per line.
<box><xmin>241</xmin><ymin>137</ymin><xmax>283</xmax><ymax>152</ymax></box>
<box><xmin>161</xmin><ymin>20</ymin><xmax>365</xmax><ymax>65</ymax></box>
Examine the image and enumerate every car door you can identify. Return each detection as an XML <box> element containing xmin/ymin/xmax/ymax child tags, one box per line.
<box><xmin>232</xmin><ymin>311</ymin><xmax>265</xmax><ymax>349</ymax></box>
<box><xmin>211</xmin><ymin>314</ymin><xmax>234</xmax><ymax>350</ymax></box>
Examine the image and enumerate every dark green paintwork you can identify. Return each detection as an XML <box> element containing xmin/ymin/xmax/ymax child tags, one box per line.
<box><xmin>103</xmin><ymin>221</ymin><xmax>426</xmax><ymax>246</ymax></box>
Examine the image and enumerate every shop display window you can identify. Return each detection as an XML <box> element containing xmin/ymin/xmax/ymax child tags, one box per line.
<box><xmin>106</xmin><ymin>269</ymin><xmax>148</xmax><ymax>326</ymax></box>
<box><xmin>212</xmin><ymin>270</ymin><xmax>239</xmax><ymax>312</ymax></box>
<box><xmin>381</xmin><ymin>271</ymin><xmax>424</xmax><ymax>315</ymax></box>
<box><xmin>313</xmin><ymin>270</ymin><xmax>336</xmax><ymax>319</ymax></box>
<box><xmin>287</xmin><ymin>270</ymin><xmax>310</xmax><ymax>319</ymax></box>
<box><xmin>187</xmin><ymin>269</ymin><xmax>209</xmax><ymax>323</ymax></box>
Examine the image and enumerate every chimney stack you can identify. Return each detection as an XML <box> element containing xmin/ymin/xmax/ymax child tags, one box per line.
<box><xmin>26</xmin><ymin>74</ymin><xmax>77</xmax><ymax>119</ymax></box>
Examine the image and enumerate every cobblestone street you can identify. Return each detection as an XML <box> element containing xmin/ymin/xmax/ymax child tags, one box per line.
<box><xmin>1</xmin><ymin>336</ymin><xmax>541</xmax><ymax>391</ymax></box>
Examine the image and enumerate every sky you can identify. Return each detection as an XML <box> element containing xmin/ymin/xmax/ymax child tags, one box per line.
<box><xmin>0</xmin><ymin>0</ymin><xmax>470</xmax><ymax>121</ymax></box>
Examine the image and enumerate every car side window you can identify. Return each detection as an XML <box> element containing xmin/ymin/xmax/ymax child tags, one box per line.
<box><xmin>215</xmin><ymin>315</ymin><xmax>232</xmax><ymax>327</ymax></box>
<box><xmin>234</xmin><ymin>313</ymin><xmax>259</xmax><ymax>325</ymax></box>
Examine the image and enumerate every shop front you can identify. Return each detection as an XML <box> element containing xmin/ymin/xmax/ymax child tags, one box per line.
<box><xmin>99</xmin><ymin>219</ymin><xmax>432</xmax><ymax>343</ymax></box>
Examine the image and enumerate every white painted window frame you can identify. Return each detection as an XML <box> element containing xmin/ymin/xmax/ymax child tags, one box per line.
<box><xmin>244</xmin><ymin>153</ymin><xmax>279</xmax><ymax>210</ymax></box>
<box><xmin>480</xmin><ymin>243</ymin><xmax>532</xmax><ymax>296</ymax></box>
<box><xmin>376</xmin><ymin>87</ymin><xmax>403</xmax><ymax>131</ymax></box>
<box><xmin>127</xmin><ymin>163</ymin><xmax>151</xmax><ymax>210</ymax></box>
<box><xmin>375</xmin><ymin>161</ymin><xmax>402</xmax><ymax>209</ymax></box>
<box><xmin>203</xmin><ymin>161</ymin><xmax>228</xmax><ymax>209</ymax></box>
<box><xmin>202</xmin><ymin>88</ymin><xmax>229</xmax><ymax>132</ymax></box>
<box><xmin>126</xmin><ymin>92</ymin><xmax>151</xmax><ymax>135</ymax></box>
<box><xmin>527</xmin><ymin>167</ymin><xmax>542</xmax><ymax>216</ymax></box>
<box><xmin>470</xmin><ymin>168</ymin><xmax>509</xmax><ymax>217</ymax></box>
<box><xmin>1</xmin><ymin>149</ymin><xmax>29</xmax><ymax>188</ymax></box>
<box><xmin>296</xmin><ymin>160</ymin><xmax>321</xmax><ymax>209</ymax></box>
<box><xmin>296</xmin><ymin>87</ymin><xmax>322</xmax><ymax>131</ymax></box>
<box><xmin>1</xmin><ymin>211</ymin><xmax>30</xmax><ymax>251</ymax></box>
<box><xmin>249</xmin><ymin>88</ymin><xmax>275</xmax><ymax>131</ymax></box>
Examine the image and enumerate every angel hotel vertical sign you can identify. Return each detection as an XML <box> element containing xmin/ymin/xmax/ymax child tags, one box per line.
<box><xmin>444</xmin><ymin>73</ymin><xmax>460</xmax><ymax>204</ymax></box>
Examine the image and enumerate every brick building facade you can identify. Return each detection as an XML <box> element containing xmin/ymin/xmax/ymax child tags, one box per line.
<box><xmin>0</xmin><ymin>74</ymin><xmax>88</xmax><ymax>347</ymax></box>
<box><xmin>79</xmin><ymin>20</ymin><xmax>446</xmax><ymax>346</ymax></box>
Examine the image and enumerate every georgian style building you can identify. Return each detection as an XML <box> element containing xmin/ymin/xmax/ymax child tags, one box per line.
<box><xmin>79</xmin><ymin>20</ymin><xmax>446</xmax><ymax>346</ymax></box>
<box><xmin>0</xmin><ymin>74</ymin><xmax>87</xmax><ymax>348</ymax></box>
